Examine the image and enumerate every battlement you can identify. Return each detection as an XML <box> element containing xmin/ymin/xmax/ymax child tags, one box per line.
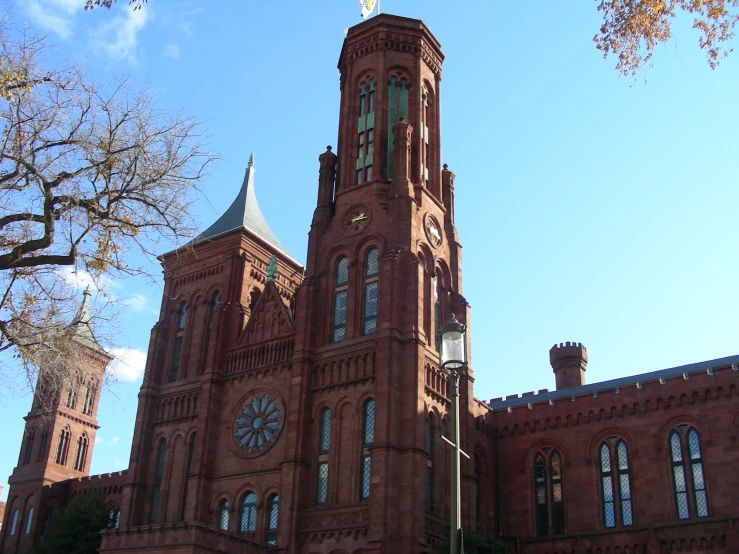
<box><xmin>550</xmin><ymin>342</ymin><xmax>587</xmax><ymax>389</ymax></box>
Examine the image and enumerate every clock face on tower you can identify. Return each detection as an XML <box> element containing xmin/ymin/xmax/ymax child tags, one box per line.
<box><xmin>231</xmin><ymin>390</ymin><xmax>284</xmax><ymax>458</ymax></box>
<box><xmin>342</xmin><ymin>204</ymin><xmax>371</xmax><ymax>236</ymax></box>
<box><xmin>424</xmin><ymin>214</ymin><xmax>443</xmax><ymax>248</ymax></box>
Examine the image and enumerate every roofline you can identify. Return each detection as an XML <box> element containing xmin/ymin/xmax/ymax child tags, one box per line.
<box><xmin>488</xmin><ymin>353</ymin><xmax>739</xmax><ymax>410</ymax></box>
<box><xmin>159</xmin><ymin>226</ymin><xmax>303</xmax><ymax>269</ymax></box>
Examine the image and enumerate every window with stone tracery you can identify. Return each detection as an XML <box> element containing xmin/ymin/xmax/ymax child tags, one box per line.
<box><xmin>669</xmin><ymin>426</ymin><xmax>709</xmax><ymax>520</ymax></box>
<box><xmin>598</xmin><ymin>438</ymin><xmax>633</xmax><ymax>528</ymax></box>
<box><xmin>239</xmin><ymin>492</ymin><xmax>256</xmax><ymax>535</ymax></box>
<box><xmin>533</xmin><ymin>449</ymin><xmax>565</xmax><ymax>536</ymax></box>
<box><xmin>200</xmin><ymin>291</ymin><xmax>220</xmax><ymax>374</ymax></box>
<box><xmin>360</xmin><ymin>399</ymin><xmax>375</xmax><ymax>499</ymax></box>
<box><xmin>386</xmin><ymin>73</ymin><xmax>410</xmax><ymax>179</ymax></box>
<box><xmin>55</xmin><ymin>426</ymin><xmax>70</xmax><ymax>465</ymax></box>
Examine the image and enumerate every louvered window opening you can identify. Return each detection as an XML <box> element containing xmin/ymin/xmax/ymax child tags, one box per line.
<box><xmin>356</xmin><ymin>78</ymin><xmax>375</xmax><ymax>185</ymax></box>
<box><xmin>169</xmin><ymin>302</ymin><xmax>187</xmax><ymax>382</ymax></box>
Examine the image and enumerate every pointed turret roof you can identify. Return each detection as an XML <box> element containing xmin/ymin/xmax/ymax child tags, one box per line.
<box><xmin>189</xmin><ymin>154</ymin><xmax>292</xmax><ymax>260</ymax></box>
<box><xmin>68</xmin><ymin>286</ymin><xmax>102</xmax><ymax>351</ymax></box>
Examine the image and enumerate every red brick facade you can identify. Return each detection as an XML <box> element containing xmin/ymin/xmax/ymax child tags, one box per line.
<box><xmin>2</xmin><ymin>13</ymin><xmax>738</xmax><ymax>554</ymax></box>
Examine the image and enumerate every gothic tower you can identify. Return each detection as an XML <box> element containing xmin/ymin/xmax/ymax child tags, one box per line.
<box><xmin>2</xmin><ymin>289</ymin><xmax>111</xmax><ymax>554</ymax></box>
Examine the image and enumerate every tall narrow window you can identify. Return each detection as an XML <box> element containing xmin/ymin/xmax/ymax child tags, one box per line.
<box><xmin>81</xmin><ymin>379</ymin><xmax>97</xmax><ymax>415</ymax></box>
<box><xmin>239</xmin><ymin>492</ymin><xmax>257</xmax><ymax>535</ymax></box>
<box><xmin>534</xmin><ymin>454</ymin><xmax>548</xmax><ymax>536</ymax></box>
<box><xmin>599</xmin><ymin>443</ymin><xmax>616</xmax><ymax>528</ymax></box>
<box><xmin>386</xmin><ymin>75</ymin><xmax>409</xmax><ymax>179</ymax></box>
<box><xmin>169</xmin><ymin>301</ymin><xmax>187</xmax><ymax>382</ymax></box>
<box><xmin>42</xmin><ymin>509</ymin><xmax>53</xmax><ymax>536</ymax></box>
<box><xmin>150</xmin><ymin>438</ymin><xmax>166</xmax><ymax>524</ymax></box>
<box><xmin>422</xmin><ymin>89</ymin><xmax>430</xmax><ymax>188</ymax></box>
<box><xmin>669</xmin><ymin>427</ymin><xmax>709</xmax><ymax>519</ymax></box>
<box><xmin>200</xmin><ymin>292</ymin><xmax>220</xmax><ymax>374</ymax></box>
<box><xmin>9</xmin><ymin>508</ymin><xmax>19</xmax><ymax>536</ymax></box>
<box><xmin>37</xmin><ymin>428</ymin><xmax>48</xmax><ymax>463</ymax></box>
<box><xmin>533</xmin><ymin>449</ymin><xmax>565</xmax><ymax>536</ymax></box>
<box><xmin>360</xmin><ymin>399</ymin><xmax>375</xmax><ymax>500</ymax></box>
<box><xmin>617</xmin><ymin>441</ymin><xmax>633</xmax><ymax>526</ymax></box>
<box><xmin>266</xmin><ymin>495</ymin><xmax>279</xmax><ymax>545</ymax></box>
<box><xmin>180</xmin><ymin>433</ymin><xmax>196</xmax><ymax>521</ymax></box>
<box><xmin>24</xmin><ymin>507</ymin><xmax>34</xmax><ymax>535</ymax></box>
<box><xmin>356</xmin><ymin>78</ymin><xmax>375</xmax><ymax>185</ymax></box>
<box><xmin>316</xmin><ymin>408</ymin><xmax>331</xmax><ymax>504</ymax></box>
<box><xmin>107</xmin><ymin>506</ymin><xmax>120</xmax><ymax>529</ymax></box>
<box><xmin>363</xmin><ymin>249</ymin><xmax>379</xmax><ymax>335</ymax></box>
<box><xmin>600</xmin><ymin>439</ymin><xmax>634</xmax><ymax>528</ymax></box>
<box><xmin>55</xmin><ymin>427</ymin><xmax>70</xmax><ymax>465</ymax></box>
<box><xmin>433</xmin><ymin>272</ymin><xmax>441</xmax><ymax>353</ymax></box>
<box><xmin>332</xmin><ymin>258</ymin><xmax>349</xmax><ymax>343</ymax></box>
<box><xmin>23</xmin><ymin>428</ymin><xmax>35</xmax><ymax>465</ymax></box>
<box><xmin>218</xmin><ymin>500</ymin><xmax>229</xmax><ymax>531</ymax></box>
<box><xmin>474</xmin><ymin>454</ymin><xmax>481</xmax><ymax>528</ymax></box>
<box><xmin>426</xmin><ymin>415</ymin><xmax>434</xmax><ymax>511</ymax></box>
<box><xmin>65</xmin><ymin>375</ymin><xmax>78</xmax><ymax>409</ymax></box>
<box><xmin>73</xmin><ymin>433</ymin><xmax>88</xmax><ymax>471</ymax></box>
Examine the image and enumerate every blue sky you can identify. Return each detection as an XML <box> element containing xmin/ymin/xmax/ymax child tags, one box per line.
<box><xmin>1</xmin><ymin>0</ymin><xmax>737</xmax><ymax>501</ymax></box>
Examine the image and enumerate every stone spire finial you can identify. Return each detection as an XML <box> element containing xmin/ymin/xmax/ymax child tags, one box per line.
<box><xmin>266</xmin><ymin>255</ymin><xmax>277</xmax><ymax>282</ymax></box>
<box><xmin>248</xmin><ymin>152</ymin><xmax>254</xmax><ymax>168</ymax></box>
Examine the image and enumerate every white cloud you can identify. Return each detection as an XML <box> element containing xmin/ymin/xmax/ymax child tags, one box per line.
<box><xmin>95</xmin><ymin>436</ymin><xmax>103</xmax><ymax>444</ymax></box>
<box><xmin>110</xmin><ymin>436</ymin><xmax>120</xmax><ymax>445</ymax></box>
<box><xmin>91</xmin><ymin>4</ymin><xmax>149</xmax><ymax>65</ymax></box>
<box><xmin>113</xmin><ymin>459</ymin><xmax>122</xmax><ymax>467</ymax></box>
<box><xmin>163</xmin><ymin>43</ymin><xmax>180</xmax><ymax>59</ymax></box>
<box><xmin>107</xmin><ymin>347</ymin><xmax>147</xmax><ymax>382</ymax></box>
<box><xmin>57</xmin><ymin>266</ymin><xmax>114</xmax><ymax>293</ymax></box>
<box><xmin>21</xmin><ymin>0</ymin><xmax>85</xmax><ymax>39</ymax></box>
<box><xmin>120</xmin><ymin>293</ymin><xmax>151</xmax><ymax>312</ymax></box>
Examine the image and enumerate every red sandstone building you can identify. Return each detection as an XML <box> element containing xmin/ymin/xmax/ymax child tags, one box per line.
<box><xmin>2</xmin><ymin>14</ymin><xmax>738</xmax><ymax>554</ymax></box>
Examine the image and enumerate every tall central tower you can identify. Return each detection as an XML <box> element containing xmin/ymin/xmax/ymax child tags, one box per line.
<box><xmin>290</xmin><ymin>14</ymin><xmax>490</xmax><ymax>553</ymax></box>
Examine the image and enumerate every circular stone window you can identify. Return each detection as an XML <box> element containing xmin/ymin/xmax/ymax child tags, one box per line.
<box><xmin>232</xmin><ymin>391</ymin><xmax>283</xmax><ymax>457</ymax></box>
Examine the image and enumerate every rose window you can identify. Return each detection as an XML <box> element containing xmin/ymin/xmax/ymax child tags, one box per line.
<box><xmin>234</xmin><ymin>393</ymin><xmax>282</xmax><ymax>453</ymax></box>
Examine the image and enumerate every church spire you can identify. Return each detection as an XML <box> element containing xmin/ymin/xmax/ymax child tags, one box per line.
<box><xmin>189</xmin><ymin>154</ymin><xmax>293</xmax><ymax>261</ymax></box>
<box><xmin>67</xmin><ymin>285</ymin><xmax>103</xmax><ymax>351</ymax></box>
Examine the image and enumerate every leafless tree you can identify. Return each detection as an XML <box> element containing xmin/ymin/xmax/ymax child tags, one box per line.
<box><xmin>0</xmin><ymin>21</ymin><xmax>216</xmax><ymax>398</ymax></box>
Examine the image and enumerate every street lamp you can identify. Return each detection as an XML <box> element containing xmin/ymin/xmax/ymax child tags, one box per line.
<box><xmin>439</xmin><ymin>313</ymin><xmax>468</xmax><ymax>554</ymax></box>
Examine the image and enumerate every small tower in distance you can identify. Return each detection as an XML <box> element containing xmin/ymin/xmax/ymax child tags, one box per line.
<box><xmin>550</xmin><ymin>342</ymin><xmax>587</xmax><ymax>390</ymax></box>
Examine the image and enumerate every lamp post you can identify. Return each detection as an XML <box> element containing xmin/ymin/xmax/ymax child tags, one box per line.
<box><xmin>439</xmin><ymin>313</ymin><xmax>468</xmax><ymax>554</ymax></box>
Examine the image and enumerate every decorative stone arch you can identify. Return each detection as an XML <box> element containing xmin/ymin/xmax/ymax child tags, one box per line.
<box><xmin>521</xmin><ymin>438</ymin><xmax>571</xmax><ymax>474</ymax></box>
<box><xmin>210</xmin><ymin>491</ymin><xmax>232</xmax><ymax>514</ymax></box>
<box><xmin>587</xmin><ymin>427</ymin><xmax>639</xmax><ymax>465</ymax></box>
<box><xmin>333</xmin><ymin>395</ymin><xmax>355</xmax><ymax>417</ymax></box>
<box><xmin>355</xmin><ymin>234</ymin><xmax>385</xmax><ymax>260</ymax></box>
<box><xmin>356</xmin><ymin>391</ymin><xmax>375</xmax><ymax>416</ymax></box>
<box><xmin>234</xmin><ymin>481</ymin><xmax>263</xmax><ymax>508</ymax></box>
<box><xmin>657</xmin><ymin>415</ymin><xmax>711</xmax><ymax>454</ymax></box>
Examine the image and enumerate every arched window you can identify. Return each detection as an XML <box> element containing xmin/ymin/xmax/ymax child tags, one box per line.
<box><xmin>200</xmin><ymin>291</ymin><xmax>220</xmax><ymax>374</ymax></box>
<box><xmin>55</xmin><ymin>427</ymin><xmax>70</xmax><ymax>465</ymax></box>
<box><xmin>533</xmin><ymin>449</ymin><xmax>565</xmax><ymax>536</ymax></box>
<box><xmin>73</xmin><ymin>433</ymin><xmax>89</xmax><ymax>471</ymax></box>
<box><xmin>82</xmin><ymin>379</ymin><xmax>97</xmax><ymax>415</ymax></box>
<box><xmin>433</xmin><ymin>272</ymin><xmax>441</xmax><ymax>353</ymax></box>
<box><xmin>363</xmin><ymin>249</ymin><xmax>379</xmax><ymax>335</ymax></box>
<box><xmin>9</xmin><ymin>508</ymin><xmax>19</xmax><ymax>536</ymax></box>
<box><xmin>474</xmin><ymin>454</ymin><xmax>481</xmax><ymax>528</ymax></box>
<box><xmin>149</xmin><ymin>438</ymin><xmax>166</xmax><ymax>523</ymax></box>
<box><xmin>180</xmin><ymin>433</ymin><xmax>196</xmax><ymax>521</ymax></box>
<box><xmin>360</xmin><ymin>399</ymin><xmax>375</xmax><ymax>499</ymax></box>
<box><xmin>599</xmin><ymin>439</ymin><xmax>633</xmax><ymax>528</ymax></box>
<box><xmin>24</xmin><ymin>506</ymin><xmax>34</xmax><ymax>535</ymax></box>
<box><xmin>421</xmin><ymin>86</ymin><xmax>432</xmax><ymax>189</ymax></box>
<box><xmin>356</xmin><ymin>77</ymin><xmax>375</xmax><ymax>185</ymax></box>
<box><xmin>36</xmin><ymin>428</ymin><xmax>48</xmax><ymax>463</ymax></box>
<box><xmin>386</xmin><ymin>75</ymin><xmax>409</xmax><ymax>179</ymax></box>
<box><xmin>65</xmin><ymin>375</ymin><xmax>78</xmax><ymax>409</ymax></box>
<box><xmin>426</xmin><ymin>414</ymin><xmax>434</xmax><ymax>511</ymax></box>
<box><xmin>238</xmin><ymin>492</ymin><xmax>257</xmax><ymax>535</ymax></box>
<box><xmin>332</xmin><ymin>258</ymin><xmax>349</xmax><ymax>343</ymax></box>
<box><xmin>169</xmin><ymin>301</ymin><xmax>187</xmax><ymax>382</ymax></box>
<box><xmin>316</xmin><ymin>408</ymin><xmax>331</xmax><ymax>504</ymax></box>
<box><xmin>107</xmin><ymin>506</ymin><xmax>120</xmax><ymax>529</ymax></box>
<box><xmin>669</xmin><ymin>426</ymin><xmax>709</xmax><ymax>519</ymax></box>
<box><xmin>266</xmin><ymin>494</ymin><xmax>279</xmax><ymax>544</ymax></box>
<box><xmin>218</xmin><ymin>500</ymin><xmax>229</xmax><ymax>531</ymax></box>
<box><xmin>23</xmin><ymin>428</ymin><xmax>35</xmax><ymax>465</ymax></box>
<box><xmin>42</xmin><ymin>509</ymin><xmax>53</xmax><ymax>536</ymax></box>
